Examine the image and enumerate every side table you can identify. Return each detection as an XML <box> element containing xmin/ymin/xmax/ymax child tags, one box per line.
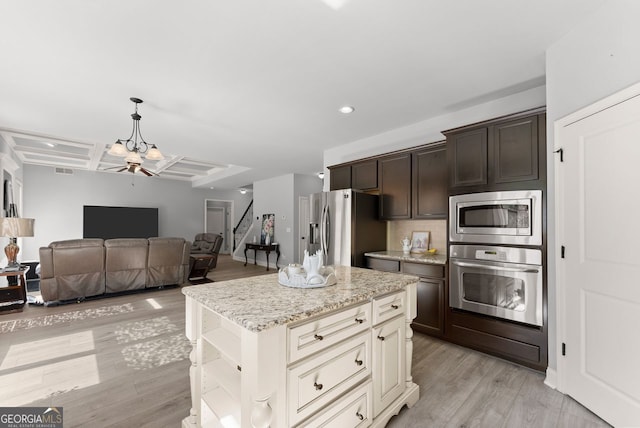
<box><xmin>244</xmin><ymin>243</ymin><xmax>280</xmax><ymax>271</ymax></box>
<box><xmin>0</xmin><ymin>266</ymin><xmax>30</xmax><ymax>313</ymax></box>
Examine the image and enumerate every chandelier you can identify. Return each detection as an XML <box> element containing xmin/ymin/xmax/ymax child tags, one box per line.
<box><xmin>108</xmin><ymin>97</ymin><xmax>164</xmax><ymax>168</ymax></box>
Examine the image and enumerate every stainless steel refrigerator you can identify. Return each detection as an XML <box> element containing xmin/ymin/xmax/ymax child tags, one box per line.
<box><xmin>308</xmin><ymin>189</ymin><xmax>386</xmax><ymax>267</ymax></box>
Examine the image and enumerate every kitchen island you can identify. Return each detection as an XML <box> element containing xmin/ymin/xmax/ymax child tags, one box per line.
<box><xmin>182</xmin><ymin>266</ymin><xmax>419</xmax><ymax>428</ymax></box>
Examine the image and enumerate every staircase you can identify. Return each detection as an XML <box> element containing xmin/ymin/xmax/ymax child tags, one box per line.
<box><xmin>233</xmin><ymin>200</ymin><xmax>253</xmax><ymax>252</ymax></box>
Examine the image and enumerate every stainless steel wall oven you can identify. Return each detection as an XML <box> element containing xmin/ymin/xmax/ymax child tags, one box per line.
<box><xmin>449</xmin><ymin>244</ymin><xmax>543</xmax><ymax>326</ymax></box>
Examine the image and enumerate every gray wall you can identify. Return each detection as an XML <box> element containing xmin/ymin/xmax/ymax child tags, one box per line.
<box><xmin>250</xmin><ymin>173</ymin><xmax>322</xmax><ymax>266</ymax></box>
<box><xmin>545</xmin><ymin>0</ymin><xmax>640</xmax><ymax>371</ymax></box>
<box><xmin>22</xmin><ymin>164</ymin><xmax>252</xmax><ymax>261</ymax></box>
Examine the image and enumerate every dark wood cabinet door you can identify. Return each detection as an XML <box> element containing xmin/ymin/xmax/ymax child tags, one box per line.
<box><xmin>379</xmin><ymin>153</ymin><xmax>411</xmax><ymax>219</ymax></box>
<box><xmin>448</xmin><ymin>128</ymin><xmax>488</xmax><ymax>188</ymax></box>
<box><xmin>351</xmin><ymin>159</ymin><xmax>378</xmax><ymax>190</ymax></box>
<box><xmin>412</xmin><ymin>143</ymin><xmax>447</xmax><ymax>219</ymax></box>
<box><xmin>492</xmin><ymin>115</ymin><xmax>539</xmax><ymax>184</ymax></box>
<box><xmin>414</xmin><ymin>279</ymin><xmax>444</xmax><ymax>336</ymax></box>
<box><xmin>329</xmin><ymin>165</ymin><xmax>351</xmax><ymax>190</ymax></box>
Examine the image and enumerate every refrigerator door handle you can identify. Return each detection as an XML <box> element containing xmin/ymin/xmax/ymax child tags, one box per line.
<box><xmin>324</xmin><ymin>204</ymin><xmax>330</xmax><ymax>258</ymax></box>
<box><xmin>321</xmin><ymin>204</ymin><xmax>329</xmax><ymax>258</ymax></box>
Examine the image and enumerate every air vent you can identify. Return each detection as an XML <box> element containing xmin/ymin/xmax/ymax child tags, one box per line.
<box><xmin>54</xmin><ymin>167</ymin><xmax>73</xmax><ymax>175</ymax></box>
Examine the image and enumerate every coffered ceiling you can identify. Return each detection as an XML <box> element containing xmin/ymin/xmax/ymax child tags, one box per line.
<box><xmin>0</xmin><ymin>0</ymin><xmax>607</xmax><ymax>189</ymax></box>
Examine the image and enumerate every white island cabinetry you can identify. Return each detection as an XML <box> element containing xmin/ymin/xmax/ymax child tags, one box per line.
<box><xmin>182</xmin><ymin>266</ymin><xmax>419</xmax><ymax>428</ymax></box>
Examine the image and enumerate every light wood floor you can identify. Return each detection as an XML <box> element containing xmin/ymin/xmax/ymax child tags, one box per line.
<box><xmin>0</xmin><ymin>256</ymin><xmax>609</xmax><ymax>427</ymax></box>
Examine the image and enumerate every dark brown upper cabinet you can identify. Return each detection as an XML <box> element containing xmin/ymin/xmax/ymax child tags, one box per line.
<box><xmin>328</xmin><ymin>164</ymin><xmax>351</xmax><ymax>190</ymax></box>
<box><xmin>448</xmin><ymin>128</ymin><xmax>488</xmax><ymax>188</ymax></box>
<box><xmin>351</xmin><ymin>159</ymin><xmax>378</xmax><ymax>190</ymax></box>
<box><xmin>412</xmin><ymin>143</ymin><xmax>447</xmax><ymax>219</ymax></box>
<box><xmin>492</xmin><ymin>115</ymin><xmax>538</xmax><ymax>184</ymax></box>
<box><xmin>445</xmin><ymin>108</ymin><xmax>546</xmax><ymax>194</ymax></box>
<box><xmin>379</xmin><ymin>153</ymin><xmax>411</xmax><ymax>220</ymax></box>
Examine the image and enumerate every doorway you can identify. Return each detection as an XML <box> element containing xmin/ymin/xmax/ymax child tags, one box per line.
<box><xmin>205</xmin><ymin>199</ymin><xmax>234</xmax><ymax>255</ymax></box>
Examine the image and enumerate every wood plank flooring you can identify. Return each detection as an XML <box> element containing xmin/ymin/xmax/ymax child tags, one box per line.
<box><xmin>0</xmin><ymin>256</ymin><xmax>609</xmax><ymax>427</ymax></box>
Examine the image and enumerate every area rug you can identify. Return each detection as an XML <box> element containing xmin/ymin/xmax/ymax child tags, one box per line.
<box><xmin>0</xmin><ymin>302</ymin><xmax>135</xmax><ymax>334</ymax></box>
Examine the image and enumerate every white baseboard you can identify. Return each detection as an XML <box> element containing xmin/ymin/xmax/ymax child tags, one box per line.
<box><xmin>544</xmin><ymin>367</ymin><xmax>557</xmax><ymax>389</ymax></box>
<box><xmin>232</xmin><ymin>255</ymin><xmax>276</xmax><ymax>270</ymax></box>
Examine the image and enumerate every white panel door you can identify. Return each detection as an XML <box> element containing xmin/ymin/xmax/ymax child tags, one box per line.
<box><xmin>372</xmin><ymin>315</ymin><xmax>405</xmax><ymax>417</ymax></box>
<box><xmin>557</xmin><ymin>89</ymin><xmax>640</xmax><ymax>426</ymax></box>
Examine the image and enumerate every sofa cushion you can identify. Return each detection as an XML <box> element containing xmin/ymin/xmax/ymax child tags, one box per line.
<box><xmin>105</xmin><ymin>238</ymin><xmax>149</xmax><ymax>292</ymax></box>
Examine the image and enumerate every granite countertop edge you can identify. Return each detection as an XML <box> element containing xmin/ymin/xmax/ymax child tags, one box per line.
<box><xmin>365</xmin><ymin>250</ymin><xmax>447</xmax><ymax>265</ymax></box>
<box><xmin>182</xmin><ymin>266</ymin><xmax>419</xmax><ymax>333</ymax></box>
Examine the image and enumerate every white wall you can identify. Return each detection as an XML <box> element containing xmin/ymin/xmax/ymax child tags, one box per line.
<box><xmin>250</xmin><ymin>173</ymin><xmax>322</xmax><ymax>267</ymax></box>
<box><xmin>545</xmin><ymin>0</ymin><xmax>640</xmax><ymax>370</ymax></box>
<box><xmin>252</xmin><ymin>174</ymin><xmax>295</xmax><ymax>267</ymax></box>
<box><xmin>22</xmin><ymin>164</ymin><xmax>253</xmax><ymax>261</ymax></box>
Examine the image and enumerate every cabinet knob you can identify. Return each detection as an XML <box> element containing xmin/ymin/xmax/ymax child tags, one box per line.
<box><xmin>354</xmin><ymin>318</ymin><xmax>364</xmax><ymax>324</ymax></box>
<box><xmin>313</xmin><ymin>334</ymin><xmax>323</xmax><ymax>341</ymax></box>
<box><xmin>355</xmin><ymin>358</ymin><xmax>363</xmax><ymax>366</ymax></box>
<box><xmin>356</xmin><ymin>412</ymin><xmax>364</xmax><ymax>421</ymax></box>
<box><xmin>391</xmin><ymin>304</ymin><xmax>399</xmax><ymax>310</ymax></box>
<box><xmin>314</xmin><ymin>382</ymin><xmax>323</xmax><ymax>391</ymax></box>
<box><xmin>377</xmin><ymin>335</ymin><xmax>385</xmax><ymax>341</ymax></box>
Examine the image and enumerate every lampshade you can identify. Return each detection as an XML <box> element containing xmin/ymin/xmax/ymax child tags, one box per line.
<box><xmin>107</xmin><ymin>140</ymin><xmax>128</xmax><ymax>157</ymax></box>
<box><xmin>0</xmin><ymin>217</ymin><xmax>35</xmax><ymax>238</ymax></box>
<box><xmin>145</xmin><ymin>144</ymin><xmax>165</xmax><ymax>160</ymax></box>
<box><xmin>125</xmin><ymin>149</ymin><xmax>143</xmax><ymax>164</ymax></box>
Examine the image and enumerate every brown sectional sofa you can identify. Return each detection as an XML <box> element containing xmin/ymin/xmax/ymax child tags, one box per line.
<box><xmin>39</xmin><ymin>237</ymin><xmax>190</xmax><ymax>304</ymax></box>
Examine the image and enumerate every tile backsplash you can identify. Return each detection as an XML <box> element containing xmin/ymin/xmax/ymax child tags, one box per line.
<box><xmin>387</xmin><ymin>219</ymin><xmax>447</xmax><ymax>256</ymax></box>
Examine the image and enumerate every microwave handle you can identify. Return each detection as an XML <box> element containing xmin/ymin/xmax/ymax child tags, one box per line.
<box><xmin>453</xmin><ymin>260</ymin><xmax>539</xmax><ymax>274</ymax></box>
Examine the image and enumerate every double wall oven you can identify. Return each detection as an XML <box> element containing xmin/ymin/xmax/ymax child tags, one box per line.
<box><xmin>449</xmin><ymin>190</ymin><xmax>543</xmax><ymax>326</ymax></box>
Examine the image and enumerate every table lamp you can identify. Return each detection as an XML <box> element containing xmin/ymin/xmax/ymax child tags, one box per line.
<box><xmin>0</xmin><ymin>217</ymin><xmax>35</xmax><ymax>268</ymax></box>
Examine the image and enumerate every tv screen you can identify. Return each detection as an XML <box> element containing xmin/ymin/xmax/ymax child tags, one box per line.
<box><xmin>83</xmin><ymin>205</ymin><xmax>159</xmax><ymax>239</ymax></box>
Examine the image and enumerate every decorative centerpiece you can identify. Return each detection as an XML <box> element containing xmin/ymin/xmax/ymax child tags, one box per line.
<box><xmin>278</xmin><ymin>250</ymin><xmax>337</xmax><ymax>288</ymax></box>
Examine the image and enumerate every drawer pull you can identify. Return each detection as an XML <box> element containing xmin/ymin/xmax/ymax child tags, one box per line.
<box><xmin>354</xmin><ymin>318</ymin><xmax>364</xmax><ymax>324</ymax></box>
<box><xmin>313</xmin><ymin>334</ymin><xmax>324</xmax><ymax>341</ymax></box>
<box><xmin>391</xmin><ymin>304</ymin><xmax>399</xmax><ymax>309</ymax></box>
<box><xmin>314</xmin><ymin>382</ymin><xmax>323</xmax><ymax>391</ymax></box>
<box><xmin>356</xmin><ymin>412</ymin><xmax>364</xmax><ymax>421</ymax></box>
<box><xmin>377</xmin><ymin>335</ymin><xmax>385</xmax><ymax>341</ymax></box>
<box><xmin>355</xmin><ymin>358</ymin><xmax>363</xmax><ymax>366</ymax></box>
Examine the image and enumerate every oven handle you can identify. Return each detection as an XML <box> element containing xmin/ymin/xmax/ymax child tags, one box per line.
<box><xmin>453</xmin><ymin>260</ymin><xmax>540</xmax><ymax>273</ymax></box>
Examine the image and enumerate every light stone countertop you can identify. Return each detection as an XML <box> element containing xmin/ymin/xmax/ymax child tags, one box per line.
<box><xmin>365</xmin><ymin>250</ymin><xmax>448</xmax><ymax>265</ymax></box>
<box><xmin>182</xmin><ymin>266</ymin><xmax>418</xmax><ymax>333</ymax></box>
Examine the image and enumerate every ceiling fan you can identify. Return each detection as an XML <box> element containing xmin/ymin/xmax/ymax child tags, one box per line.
<box><xmin>104</xmin><ymin>161</ymin><xmax>158</xmax><ymax>176</ymax></box>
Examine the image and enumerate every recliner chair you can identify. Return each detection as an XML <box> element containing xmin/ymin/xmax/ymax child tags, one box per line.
<box><xmin>188</xmin><ymin>233</ymin><xmax>223</xmax><ymax>281</ymax></box>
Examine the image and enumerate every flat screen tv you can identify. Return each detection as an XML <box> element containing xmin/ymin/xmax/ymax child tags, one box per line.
<box><xmin>83</xmin><ymin>205</ymin><xmax>159</xmax><ymax>239</ymax></box>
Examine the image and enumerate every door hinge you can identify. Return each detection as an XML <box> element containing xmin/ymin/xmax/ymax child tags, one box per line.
<box><xmin>554</xmin><ymin>148</ymin><xmax>564</xmax><ymax>162</ymax></box>
<box><xmin>561</xmin><ymin>245</ymin><xmax>566</xmax><ymax>258</ymax></box>
<box><xmin>562</xmin><ymin>343</ymin><xmax>566</xmax><ymax>356</ymax></box>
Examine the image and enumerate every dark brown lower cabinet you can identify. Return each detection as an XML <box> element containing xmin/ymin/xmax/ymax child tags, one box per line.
<box><xmin>414</xmin><ymin>278</ymin><xmax>444</xmax><ymax>337</ymax></box>
<box><xmin>445</xmin><ymin>308</ymin><xmax>547</xmax><ymax>371</ymax></box>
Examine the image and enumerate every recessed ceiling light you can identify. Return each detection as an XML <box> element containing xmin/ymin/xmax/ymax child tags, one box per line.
<box><xmin>339</xmin><ymin>105</ymin><xmax>355</xmax><ymax>114</ymax></box>
<box><xmin>45</xmin><ymin>142</ymin><xmax>56</xmax><ymax>148</ymax></box>
<box><xmin>239</xmin><ymin>188</ymin><xmax>247</xmax><ymax>194</ymax></box>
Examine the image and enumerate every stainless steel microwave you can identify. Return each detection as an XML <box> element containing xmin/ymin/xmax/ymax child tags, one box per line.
<box><xmin>449</xmin><ymin>190</ymin><xmax>542</xmax><ymax>246</ymax></box>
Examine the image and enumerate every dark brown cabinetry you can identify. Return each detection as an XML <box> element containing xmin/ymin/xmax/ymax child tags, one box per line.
<box><xmin>445</xmin><ymin>108</ymin><xmax>545</xmax><ymax>194</ymax></box>
<box><xmin>366</xmin><ymin>257</ymin><xmax>446</xmax><ymax>338</ymax></box>
<box><xmin>351</xmin><ymin>159</ymin><xmax>378</xmax><ymax>190</ymax></box>
<box><xmin>403</xmin><ymin>262</ymin><xmax>445</xmax><ymax>337</ymax></box>
<box><xmin>329</xmin><ymin>164</ymin><xmax>351</xmax><ymax>190</ymax></box>
<box><xmin>412</xmin><ymin>143</ymin><xmax>448</xmax><ymax>219</ymax></box>
<box><xmin>378</xmin><ymin>153</ymin><xmax>411</xmax><ymax>220</ymax></box>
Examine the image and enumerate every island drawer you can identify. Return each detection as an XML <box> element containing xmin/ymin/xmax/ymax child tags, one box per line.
<box><xmin>402</xmin><ymin>262</ymin><xmax>444</xmax><ymax>279</ymax></box>
<box><xmin>373</xmin><ymin>290</ymin><xmax>405</xmax><ymax>326</ymax></box>
<box><xmin>288</xmin><ymin>332</ymin><xmax>371</xmax><ymax>426</ymax></box>
<box><xmin>366</xmin><ymin>257</ymin><xmax>400</xmax><ymax>273</ymax></box>
<box><xmin>288</xmin><ymin>302</ymin><xmax>371</xmax><ymax>363</ymax></box>
<box><xmin>296</xmin><ymin>380</ymin><xmax>372</xmax><ymax>428</ymax></box>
